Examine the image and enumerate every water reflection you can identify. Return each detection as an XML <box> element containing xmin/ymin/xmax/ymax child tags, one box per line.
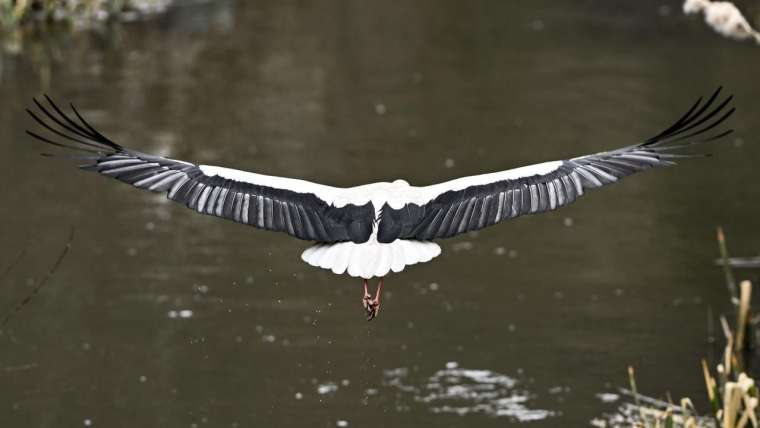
<box><xmin>384</xmin><ymin>362</ymin><xmax>556</xmax><ymax>421</ymax></box>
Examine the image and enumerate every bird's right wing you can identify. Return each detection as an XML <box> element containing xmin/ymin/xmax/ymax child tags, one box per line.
<box><xmin>26</xmin><ymin>97</ymin><xmax>375</xmax><ymax>244</ymax></box>
<box><xmin>376</xmin><ymin>87</ymin><xmax>734</xmax><ymax>242</ymax></box>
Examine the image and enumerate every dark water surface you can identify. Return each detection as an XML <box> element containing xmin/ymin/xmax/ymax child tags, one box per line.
<box><xmin>1</xmin><ymin>1</ymin><xmax>759</xmax><ymax>426</ymax></box>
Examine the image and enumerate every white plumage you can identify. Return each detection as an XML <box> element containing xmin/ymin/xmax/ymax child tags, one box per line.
<box><xmin>301</xmin><ymin>239</ymin><xmax>441</xmax><ymax>279</ymax></box>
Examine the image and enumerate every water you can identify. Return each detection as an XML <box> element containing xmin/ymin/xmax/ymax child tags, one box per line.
<box><xmin>1</xmin><ymin>1</ymin><xmax>760</xmax><ymax>426</ymax></box>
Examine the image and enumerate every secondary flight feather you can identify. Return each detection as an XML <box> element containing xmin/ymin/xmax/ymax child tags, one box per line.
<box><xmin>26</xmin><ymin>88</ymin><xmax>734</xmax><ymax>319</ymax></box>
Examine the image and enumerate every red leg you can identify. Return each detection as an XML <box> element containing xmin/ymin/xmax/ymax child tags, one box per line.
<box><xmin>374</xmin><ymin>279</ymin><xmax>384</xmax><ymax>307</ymax></box>
<box><xmin>362</xmin><ymin>278</ymin><xmax>384</xmax><ymax>321</ymax></box>
<box><xmin>362</xmin><ymin>279</ymin><xmax>371</xmax><ymax>310</ymax></box>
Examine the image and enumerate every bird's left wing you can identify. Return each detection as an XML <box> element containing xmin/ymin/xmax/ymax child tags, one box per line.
<box><xmin>376</xmin><ymin>88</ymin><xmax>734</xmax><ymax>242</ymax></box>
<box><xmin>26</xmin><ymin>97</ymin><xmax>375</xmax><ymax>244</ymax></box>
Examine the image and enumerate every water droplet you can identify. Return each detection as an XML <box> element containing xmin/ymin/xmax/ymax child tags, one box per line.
<box><xmin>317</xmin><ymin>382</ymin><xmax>338</xmax><ymax>395</ymax></box>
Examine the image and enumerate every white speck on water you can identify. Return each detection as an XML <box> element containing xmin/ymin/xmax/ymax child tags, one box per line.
<box><xmin>139</xmin><ymin>375</ymin><xmax>147</xmax><ymax>383</ymax></box>
<box><xmin>168</xmin><ymin>309</ymin><xmax>193</xmax><ymax>319</ymax></box>
<box><xmin>235</xmin><ymin>336</ymin><xmax>243</xmax><ymax>343</ymax></box>
<box><xmin>452</xmin><ymin>241</ymin><xmax>473</xmax><ymax>252</ymax></box>
<box><xmin>294</xmin><ymin>392</ymin><xmax>303</xmax><ymax>400</ymax></box>
<box><xmin>336</xmin><ymin>420</ymin><xmax>349</xmax><ymax>427</ymax></box>
<box><xmin>508</xmin><ymin>323</ymin><xmax>516</xmax><ymax>332</ymax></box>
<box><xmin>429</xmin><ymin>282</ymin><xmax>439</xmax><ymax>291</ymax></box>
<box><xmin>596</xmin><ymin>392</ymin><xmax>620</xmax><ymax>403</ymax></box>
<box><xmin>341</xmin><ymin>379</ymin><xmax>350</xmax><ymax>386</ymax></box>
<box><xmin>196</xmin><ymin>284</ymin><xmax>209</xmax><ymax>293</ymax></box>
<box><xmin>494</xmin><ymin>246</ymin><xmax>506</xmax><ymax>256</ymax></box>
<box><xmin>83</xmin><ymin>419</ymin><xmax>92</xmax><ymax>426</ymax></box>
<box><xmin>317</xmin><ymin>382</ymin><xmax>338</xmax><ymax>395</ymax></box>
<box><xmin>614</xmin><ymin>288</ymin><xmax>624</xmax><ymax>297</ymax></box>
<box><xmin>548</xmin><ymin>386</ymin><xmax>565</xmax><ymax>394</ymax></box>
<box><xmin>374</xmin><ymin>103</ymin><xmax>387</xmax><ymax>115</ymax></box>
<box><xmin>261</xmin><ymin>335</ymin><xmax>276</xmax><ymax>343</ymax></box>
<box><xmin>365</xmin><ymin>388</ymin><xmax>378</xmax><ymax>395</ymax></box>
<box><xmin>563</xmin><ymin>217</ymin><xmax>574</xmax><ymax>227</ymax></box>
<box><xmin>144</xmin><ymin>221</ymin><xmax>155</xmax><ymax>231</ymax></box>
<box><xmin>82</xmin><ymin>343</ymin><xmax>91</xmax><ymax>351</ymax></box>
<box><xmin>508</xmin><ymin>249</ymin><xmax>518</xmax><ymax>258</ymax></box>
<box><xmin>446</xmin><ymin>361</ymin><xmax>459</xmax><ymax>369</ymax></box>
<box><xmin>444</xmin><ymin>158</ymin><xmax>455</xmax><ymax>168</ymax></box>
<box><xmin>255</xmin><ymin>325</ymin><xmax>264</xmax><ymax>333</ymax></box>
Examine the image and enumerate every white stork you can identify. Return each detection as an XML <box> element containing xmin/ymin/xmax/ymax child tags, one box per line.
<box><xmin>26</xmin><ymin>89</ymin><xmax>734</xmax><ymax>320</ymax></box>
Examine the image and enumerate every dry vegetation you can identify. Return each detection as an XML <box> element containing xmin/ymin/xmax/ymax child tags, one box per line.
<box><xmin>619</xmin><ymin>229</ymin><xmax>760</xmax><ymax>428</ymax></box>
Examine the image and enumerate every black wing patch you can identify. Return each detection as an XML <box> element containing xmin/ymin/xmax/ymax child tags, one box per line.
<box><xmin>26</xmin><ymin>96</ymin><xmax>374</xmax><ymax>244</ymax></box>
<box><xmin>377</xmin><ymin>87</ymin><xmax>734</xmax><ymax>242</ymax></box>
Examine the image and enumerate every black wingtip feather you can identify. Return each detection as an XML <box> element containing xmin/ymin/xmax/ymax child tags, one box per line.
<box><xmin>26</xmin><ymin>95</ymin><xmax>123</xmax><ymax>156</ymax></box>
<box><xmin>641</xmin><ymin>87</ymin><xmax>734</xmax><ymax>157</ymax></box>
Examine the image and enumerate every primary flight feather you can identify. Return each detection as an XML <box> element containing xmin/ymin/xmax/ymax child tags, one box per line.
<box><xmin>26</xmin><ymin>88</ymin><xmax>734</xmax><ymax>319</ymax></box>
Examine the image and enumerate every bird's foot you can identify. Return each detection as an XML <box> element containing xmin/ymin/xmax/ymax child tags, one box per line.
<box><xmin>362</xmin><ymin>278</ymin><xmax>383</xmax><ymax>321</ymax></box>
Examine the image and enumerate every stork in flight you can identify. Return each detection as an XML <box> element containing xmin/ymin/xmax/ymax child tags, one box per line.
<box><xmin>26</xmin><ymin>88</ymin><xmax>734</xmax><ymax>320</ymax></box>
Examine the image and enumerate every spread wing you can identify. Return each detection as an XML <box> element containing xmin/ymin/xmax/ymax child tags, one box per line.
<box><xmin>26</xmin><ymin>96</ymin><xmax>375</xmax><ymax>244</ymax></box>
<box><xmin>376</xmin><ymin>87</ymin><xmax>734</xmax><ymax>242</ymax></box>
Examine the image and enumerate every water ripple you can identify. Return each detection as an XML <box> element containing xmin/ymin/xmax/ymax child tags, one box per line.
<box><xmin>383</xmin><ymin>362</ymin><xmax>555</xmax><ymax>421</ymax></box>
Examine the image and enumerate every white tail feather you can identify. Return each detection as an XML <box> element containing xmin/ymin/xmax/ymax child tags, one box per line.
<box><xmin>301</xmin><ymin>240</ymin><xmax>442</xmax><ymax>279</ymax></box>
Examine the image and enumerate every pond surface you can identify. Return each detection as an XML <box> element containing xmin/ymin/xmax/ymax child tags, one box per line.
<box><xmin>1</xmin><ymin>1</ymin><xmax>759</xmax><ymax>426</ymax></box>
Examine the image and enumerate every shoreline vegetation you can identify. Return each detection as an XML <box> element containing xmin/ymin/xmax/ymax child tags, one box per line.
<box><xmin>0</xmin><ymin>0</ymin><xmax>172</xmax><ymax>30</ymax></box>
<box><xmin>611</xmin><ymin>228</ymin><xmax>760</xmax><ymax>428</ymax></box>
